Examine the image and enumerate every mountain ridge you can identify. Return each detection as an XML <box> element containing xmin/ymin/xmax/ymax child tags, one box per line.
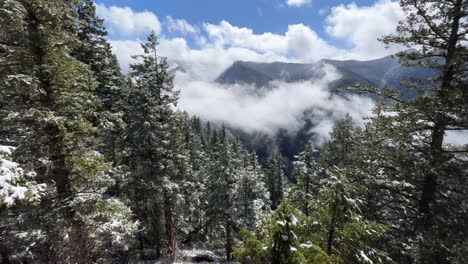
<box><xmin>216</xmin><ymin>54</ymin><xmax>436</xmax><ymax>99</ymax></box>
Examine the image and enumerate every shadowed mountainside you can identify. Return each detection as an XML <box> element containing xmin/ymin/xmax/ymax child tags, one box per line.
<box><xmin>216</xmin><ymin>55</ymin><xmax>436</xmax><ymax>99</ymax></box>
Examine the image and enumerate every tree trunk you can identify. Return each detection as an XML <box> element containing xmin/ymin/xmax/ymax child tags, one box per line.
<box><xmin>419</xmin><ymin>121</ymin><xmax>444</xmax><ymax>227</ymax></box>
<box><xmin>305</xmin><ymin>175</ymin><xmax>310</xmax><ymax>216</ymax></box>
<box><xmin>225</xmin><ymin>220</ymin><xmax>233</xmax><ymax>261</ymax></box>
<box><xmin>164</xmin><ymin>191</ymin><xmax>177</xmax><ymax>257</ymax></box>
<box><xmin>418</xmin><ymin>0</ymin><xmax>463</xmax><ymax>229</ymax></box>
<box><xmin>327</xmin><ymin>191</ymin><xmax>338</xmax><ymax>255</ymax></box>
<box><xmin>0</xmin><ymin>248</ymin><xmax>11</xmax><ymax>264</ymax></box>
<box><xmin>138</xmin><ymin>231</ymin><xmax>145</xmax><ymax>259</ymax></box>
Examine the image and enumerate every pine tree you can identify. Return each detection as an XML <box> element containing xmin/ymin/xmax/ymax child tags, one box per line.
<box><xmin>205</xmin><ymin>127</ymin><xmax>237</xmax><ymax>260</ymax></box>
<box><xmin>177</xmin><ymin>114</ymin><xmax>209</xmax><ymax>240</ymax></box>
<box><xmin>233</xmin><ymin>201</ymin><xmax>338</xmax><ymax>264</ymax></box>
<box><xmin>265</xmin><ymin>152</ymin><xmax>287</xmax><ymax>210</ymax></box>
<box><xmin>73</xmin><ymin>0</ymin><xmax>125</xmax><ymax>108</ymax></box>
<box><xmin>125</xmin><ymin>31</ymin><xmax>183</xmax><ymax>258</ymax></box>
<box><xmin>348</xmin><ymin>0</ymin><xmax>468</xmax><ymax>262</ymax></box>
<box><xmin>309</xmin><ymin>167</ymin><xmax>391</xmax><ymax>263</ymax></box>
<box><xmin>290</xmin><ymin>140</ymin><xmax>319</xmax><ymax>216</ymax></box>
<box><xmin>0</xmin><ymin>0</ymin><xmax>137</xmax><ymax>262</ymax></box>
<box><xmin>236</xmin><ymin>150</ymin><xmax>270</xmax><ymax>228</ymax></box>
<box><xmin>204</xmin><ymin>129</ymin><xmax>270</xmax><ymax>260</ymax></box>
<box><xmin>73</xmin><ymin>0</ymin><xmax>128</xmax><ymax>168</ymax></box>
<box><xmin>320</xmin><ymin>114</ymin><xmax>361</xmax><ymax>168</ymax></box>
<box><xmin>381</xmin><ymin>0</ymin><xmax>467</xmax><ymax>227</ymax></box>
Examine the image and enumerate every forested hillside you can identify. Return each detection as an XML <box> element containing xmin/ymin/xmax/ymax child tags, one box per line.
<box><xmin>0</xmin><ymin>0</ymin><xmax>467</xmax><ymax>263</ymax></box>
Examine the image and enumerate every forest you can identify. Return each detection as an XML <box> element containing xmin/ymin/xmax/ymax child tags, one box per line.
<box><xmin>0</xmin><ymin>0</ymin><xmax>467</xmax><ymax>263</ymax></box>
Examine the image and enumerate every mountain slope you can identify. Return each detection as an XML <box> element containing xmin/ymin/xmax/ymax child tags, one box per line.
<box><xmin>216</xmin><ymin>55</ymin><xmax>436</xmax><ymax>99</ymax></box>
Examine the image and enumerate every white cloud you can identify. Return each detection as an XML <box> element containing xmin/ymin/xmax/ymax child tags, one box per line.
<box><xmin>204</xmin><ymin>20</ymin><xmax>288</xmax><ymax>53</ymax></box>
<box><xmin>325</xmin><ymin>0</ymin><xmax>405</xmax><ymax>59</ymax></box>
<box><xmin>286</xmin><ymin>24</ymin><xmax>340</xmax><ymax>61</ymax></box>
<box><xmin>109</xmin><ymin>19</ymin><xmax>344</xmax><ymax>78</ymax></box>
<box><xmin>203</xmin><ymin>21</ymin><xmax>341</xmax><ymax>62</ymax></box>
<box><xmin>96</xmin><ymin>4</ymin><xmax>161</xmax><ymax>36</ymax></box>
<box><xmin>175</xmin><ymin>64</ymin><xmax>374</xmax><ymax>142</ymax></box>
<box><xmin>166</xmin><ymin>16</ymin><xmax>199</xmax><ymax>35</ymax></box>
<box><xmin>257</xmin><ymin>7</ymin><xmax>264</xmax><ymax>17</ymax></box>
<box><xmin>319</xmin><ymin>8</ymin><xmax>328</xmax><ymax>15</ymax></box>
<box><xmin>286</xmin><ymin>0</ymin><xmax>312</xmax><ymax>8</ymax></box>
<box><xmin>108</xmin><ymin>40</ymin><xmax>142</xmax><ymax>73</ymax></box>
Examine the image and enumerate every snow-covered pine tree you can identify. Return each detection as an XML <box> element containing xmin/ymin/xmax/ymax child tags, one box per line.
<box><xmin>265</xmin><ymin>152</ymin><xmax>287</xmax><ymax>210</ymax></box>
<box><xmin>178</xmin><ymin>114</ymin><xmax>209</xmax><ymax>240</ymax></box>
<box><xmin>73</xmin><ymin>0</ymin><xmax>125</xmax><ymax>109</ymax></box>
<box><xmin>280</xmin><ymin>117</ymin><xmax>392</xmax><ymax>263</ymax></box>
<box><xmin>204</xmin><ymin>127</ymin><xmax>237</xmax><ymax>260</ymax></box>
<box><xmin>235</xmin><ymin>150</ymin><xmax>270</xmax><ymax>229</ymax></box>
<box><xmin>73</xmin><ymin>0</ymin><xmax>129</xmax><ymax>168</ymax></box>
<box><xmin>125</xmin><ymin>31</ymin><xmax>183</xmax><ymax>258</ymax></box>
<box><xmin>320</xmin><ymin>114</ymin><xmax>361</xmax><ymax>168</ymax></box>
<box><xmin>0</xmin><ymin>144</ymin><xmax>46</xmax><ymax>262</ymax></box>
<box><xmin>347</xmin><ymin>0</ymin><xmax>468</xmax><ymax>261</ymax></box>
<box><xmin>0</xmin><ymin>0</ymin><xmax>137</xmax><ymax>262</ymax></box>
<box><xmin>204</xmin><ymin>128</ymin><xmax>270</xmax><ymax>260</ymax></box>
<box><xmin>309</xmin><ymin>167</ymin><xmax>392</xmax><ymax>263</ymax></box>
<box><xmin>234</xmin><ymin>201</ymin><xmax>337</xmax><ymax>264</ymax></box>
<box><xmin>290</xmin><ymin>139</ymin><xmax>319</xmax><ymax>216</ymax></box>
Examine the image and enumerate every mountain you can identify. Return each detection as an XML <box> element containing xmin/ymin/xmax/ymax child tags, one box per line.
<box><xmin>214</xmin><ymin>55</ymin><xmax>438</xmax><ymax>173</ymax></box>
<box><xmin>216</xmin><ymin>55</ymin><xmax>436</xmax><ymax>99</ymax></box>
<box><xmin>216</xmin><ymin>61</ymin><xmax>323</xmax><ymax>88</ymax></box>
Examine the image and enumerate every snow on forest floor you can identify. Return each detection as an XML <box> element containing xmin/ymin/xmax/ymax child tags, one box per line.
<box><xmin>130</xmin><ymin>246</ymin><xmax>238</xmax><ymax>264</ymax></box>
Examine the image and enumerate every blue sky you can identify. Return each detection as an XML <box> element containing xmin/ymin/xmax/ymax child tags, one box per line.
<box><xmin>96</xmin><ymin>0</ymin><xmax>396</xmax><ymax>50</ymax></box>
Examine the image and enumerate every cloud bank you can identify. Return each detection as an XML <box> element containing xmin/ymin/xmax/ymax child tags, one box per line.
<box><xmin>175</xmin><ymin>64</ymin><xmax>375</xmax><ymax>143</ymax></box>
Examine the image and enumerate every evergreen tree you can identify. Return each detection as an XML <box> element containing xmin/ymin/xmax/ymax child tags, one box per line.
<box><xmin>73</xmin><ymin>0</ymin><xmax>128</xmax><ymax>168</ymax></box>
<box><xmin>348</xmin><ymin>0</ymin><xmax>468</xmax><ymax>262</ymax></box>
<box><xmin>265</xmin><ymin>152</ymin><xmax>287</xmax><ymax>210</ymax></box>
<box><xmin>0</xmin><ymin>0</ymin><xmax>137</xmax><ymax>262</ymax></box>
<box><xmin>205</xmin><ymin>127</ymin><xmax>237</xmax><ymax>260</ymax></box>
<box><xmin>73</xmin><ymin>0</ymin><xmax>125</xmax><ymax>108</ymax></box>
<box><xmin>320</xmin><ymin>114</ymin><xmax>361</xmax><ymax>168</ymax></box>
<box><xmin>309</xmin><ymin>168</ymin><xmax>392</xmax><ymax>263</ymax></box>
<box><xmin>290</xmin><ymin>139</ymin><xmax>319</xmax><ymax>216</ymax></box>
<box><xmin>177</xmin><ymin>114</ymin><xmax>209</xmax><ymax>240</ymax></box>
<box><xmin>236</xmin><ymin>150</ymin><xmax>270</xmax><ymax>228</ymax></box>
<box><xmin>204</xmin><ymin>129</ymin><xmax>270</xmax><ymax>260</ymax></box>
<box><xmin>125</xmin><ymin>31</ymin><xmax>182</xmax><ymax>258</ymax></box>
<box><xmin>233</xmin><ymin>201</ymin><xmax>339</xmax><ymax>264</ymax></box>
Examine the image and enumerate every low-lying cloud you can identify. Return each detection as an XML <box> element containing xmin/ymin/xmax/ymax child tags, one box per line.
<box><xmin>175</xmin><ymin>64</ymin><xmax>375</xmax><ymax>143</ymax></box>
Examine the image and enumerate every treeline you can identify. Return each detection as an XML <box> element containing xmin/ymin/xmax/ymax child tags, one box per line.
<box><xmin>0</xmin><ymin>0</ymin><xmax>467</xmax><ymax>264</ymax></box>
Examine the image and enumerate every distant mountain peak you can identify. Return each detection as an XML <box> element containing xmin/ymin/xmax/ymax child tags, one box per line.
<box><xmin>216</xmin><ymin>54</ymin><xmax>436</xmax><ymax>99</ymax></box>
